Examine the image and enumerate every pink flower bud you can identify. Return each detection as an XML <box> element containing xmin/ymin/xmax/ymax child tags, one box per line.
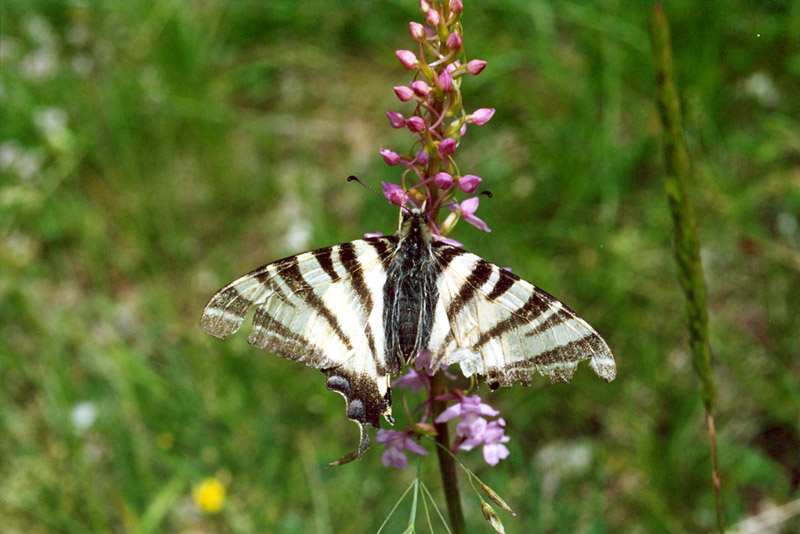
<box><xmin>434</xmin><ymin>172</ymin><xmax>453</xmax><ymax>190</ymax></box>
<box><xmin>419</xmin><ymin>0</ymin><xmax>431</xmax><ymax>13</ymax></box>
<box><xmin>407</xmin><ymin>116</ymin><xmax>426</xmax><ymax>133</ymax></box>
<box><xmin>438</xmin><ymin>138</ymin><xmax>457</xmax><ymax>157</ymax></box>
<box><xmin>379</xmin><ymin>148</ymin><xmax>402</xmax><ymax>166</ymax></box>
<box><xmin>426</xmin><ymin>9</ymin><xmax>441</xmax><ymax>27</ymax></box>
<box><xmin>382</xmin><ymin>181</ymin><xmax>406</xmax><ymax>206</ymax></box>
<box><xmin>396</xmin><ymin>50</ymin><xmax>419</xmax><ymax>70</ymax></box>
<box><xmin>386</xmin><ymin>110</ymin><xmax>407</xmax><ymax>129</ymax></box>
<box><xmin>471</xmin><ymin>108</ymin><xmax>495</xmax><ymax>126</ymax></box>
<box><xmin>458</xmin><ymin>174</ymin><xmax>482</xmax><ymax>194</ymax></box>
<box><xmin>438</xmin><ymin>69</ymin><xmax>453</xmax><ymax>92</ymax></box>
<box><xmin>466</xmin><ymin>59</ymin><xmax>487</xmax><ymax>75</ymax></box>
<box><xmin>415</xmin><ymin>146</ymin><xmax>429</xmax><ymax>165</ymax></box>
<box><xmin>450</xmin><ymin>0</ymin><xmax>463</xmax><ymax>15</ymax></box>
<box><xmin>446</xmin><ymin>61</ymin><xmax>460</xmax><ymax>74</ymax></box>
<box><xmin>408</xmin><ymin>21</ymin><xmax>425</xmax><ymax>41</ymax></box>
<box><xmin>411</xmin><ymin>80</ymin><xmax>430</xmax><ymax>97</ymax></box>
<box><xmin>460</xmin><ymin>123</ymin><xmax>467</xmax><ymax>137</ymax></box>
<box><xmin>446</xmin><ymin>33</ymin><xmax>462</xmax><ymax>50</ymax></box>
<box><xmin>393</xmin><ymin>85</ymin><xmax>415</xmax><ymax>102</ymax></box>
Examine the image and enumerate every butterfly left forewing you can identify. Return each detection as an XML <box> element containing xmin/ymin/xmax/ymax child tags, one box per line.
<box><xmin>427</xmin><ymin>242</ymin><xmax>616</xmax><ymax>388</ymax></box>
<box><xmin>201</xmin><ymin>237</ymin><xmax>399</xmax><ymax>457</ymax></box>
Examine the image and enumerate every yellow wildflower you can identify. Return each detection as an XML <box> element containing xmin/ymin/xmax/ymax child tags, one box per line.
<box><xmin>192</xmin><ymin>477</ymin><xmax>225</xmax><ymax>514</ymax></box>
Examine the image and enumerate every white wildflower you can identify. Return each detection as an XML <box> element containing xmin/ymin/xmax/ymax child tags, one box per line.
<box><xmin>742</xmin><ymin>71</ymin><xmax>779</xmax><ymax>108</ymax></box>
<box><xmin>66</xmin><ymin>22</ymin><xmax>91</xmax><ymax>47</ymax></box>
<box><xmin>23</xmin><ymin>14</ymin><xmax>56</xmax><ymax>46</ymax></box>
<box><xmin>20</xmin><ymin>48</ymin><xmax>58</xmax><ymax>81</ymax></box>
<box><xmin>71</xmin><ymin>53</ymin><xmax>94</xmax><ymax>77</ymax></box>
<box><xmin>34</xmin><ymin>107</ymin><xmax>68</xmax><ymax>135</ymax></box>
<box><xmin>0</xmin><ymin>141</ymin><xmax>24</xmax><ymax>170</ymax></box>
<box><xmin>71</xmin><ymin>401</ymin><xmax>98</xmax><ymax>431</ymax></box>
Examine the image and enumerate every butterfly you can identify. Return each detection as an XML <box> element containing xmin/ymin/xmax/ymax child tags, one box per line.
<box><xmin>201</xmin><ymin>209</ymin><xmax>616</xmax><ymax>459</ymax></box>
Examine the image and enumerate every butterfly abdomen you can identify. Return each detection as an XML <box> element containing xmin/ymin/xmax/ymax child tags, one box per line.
<box><xmin>383</xmin><ymin>216</ymin><xmax>438</xmax><ymax>369</ymax></box>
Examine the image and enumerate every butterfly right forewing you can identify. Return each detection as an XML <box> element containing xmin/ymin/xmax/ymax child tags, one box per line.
<box><xmin>427</xmin><ymin>242</ymin><xmax>616</xmax><ymax>388</ymax></box>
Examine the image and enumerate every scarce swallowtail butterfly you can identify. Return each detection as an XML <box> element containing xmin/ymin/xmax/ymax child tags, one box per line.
<box><xmin>201</xmin><ymin>209</ymin><xmax>616</xmax><ymax>458</ymax></box>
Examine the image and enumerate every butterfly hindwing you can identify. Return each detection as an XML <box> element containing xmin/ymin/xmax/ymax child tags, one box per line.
<box><xmin>201</xmin><ymin>237</ymin><xmax>399</xmax><ymax>455</ymax></box>
<box><xmin>427</xmin><ymin>242</ymin><xmax>616</xmax><ymax>387</ymax></box>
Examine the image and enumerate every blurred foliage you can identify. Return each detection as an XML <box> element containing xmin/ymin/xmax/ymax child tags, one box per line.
<box><xmin>1</xmin><ymin>0</ymin><xmax>799</xmax><ymax>532</ymax></box>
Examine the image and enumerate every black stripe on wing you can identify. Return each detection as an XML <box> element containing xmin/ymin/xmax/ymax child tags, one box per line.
<box><xmin>430</xmin><ymin>242</ymin><xmax>616</xmax><ymax>385</ymax></box>
<box><xmin>473</xmin><ymin>292</ymin><xmax>550</xmax><ymax>350</ymax></box>
<box><xmin>277</xmin><ymin>255</ymin><xmax>354</xmax><ymax>351</ymax></box>
<box><xmin>313</xmin><ymin>246</ymin><xmax>342</xmax><ymax>283</ymax></box>
<box><xmin>445</xmin><ymin>258</ymin><xmax>493</xmax><ymax>322</ymax></box>
<box><xmin>338</xmin><ymin>241</ymin><xmax>378</xmax><ymax>360</ymax></box>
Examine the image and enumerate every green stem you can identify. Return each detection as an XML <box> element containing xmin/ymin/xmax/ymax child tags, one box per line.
<box><xmin>430</xmin><ymin>372</ymin><xmax>466</xmax><ymax>534</ymax></box>
<box><xmin>650</xmin><ymin>4</ymin><xmax>724</xmax><ymax>533</ymax></box>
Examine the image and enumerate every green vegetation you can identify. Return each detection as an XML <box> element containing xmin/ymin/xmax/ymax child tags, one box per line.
<box><xmin>2</xmin><ymin>1</ymin><xmax>798</xmax><ymax>532</ymax></box>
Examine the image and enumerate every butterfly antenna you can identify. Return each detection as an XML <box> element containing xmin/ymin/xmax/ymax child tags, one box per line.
<box><xmin>346</xmin><ymin>175</ymin><xmax>381</xmax><ymax>197</ymax></box>
<box><xmin>478</xmin><ymin>189</ymin><xmax>493</xmax><ymax>199</ymax></box>
<box><xmin>347</xmin><ymin>175</ymin><xmax>407</xmax><ymax>232</ymax></box>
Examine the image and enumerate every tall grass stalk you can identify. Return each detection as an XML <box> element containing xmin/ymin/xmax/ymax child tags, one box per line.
<box><xmin>650</xmin><ymin>4</ymin><xmax>724</xmax><ymax>533</ymax></box>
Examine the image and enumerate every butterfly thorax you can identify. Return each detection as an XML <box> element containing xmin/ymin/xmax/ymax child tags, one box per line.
<box><xmin>382</xmin><ymin>212</ymin><xmax>438</xmax><ymax>372</ymax></box>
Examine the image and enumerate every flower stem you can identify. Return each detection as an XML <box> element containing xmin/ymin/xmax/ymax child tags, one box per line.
<box><xmin>430</xmin><ymin>371</ymin><xmax>466</xmax><ymax>534</ymax></box>
<box><xmin>650</xmin><ymin>4</ymin><xmax>724</xmax><ymax>533</ymax></box>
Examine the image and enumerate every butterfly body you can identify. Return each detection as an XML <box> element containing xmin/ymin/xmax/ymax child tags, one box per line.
<box><xmin>201</xmin><ymin>210</ymin><xmax>616</xmax><ymax>458</ymax></box>
<box><xmin>383</xmin><ymin>211</ymin><xmax>438</xmax><ymax>368</ymax></box>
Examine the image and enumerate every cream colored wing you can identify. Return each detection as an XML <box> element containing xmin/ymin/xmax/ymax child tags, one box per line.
<box><xmin>201</xmin><ymin>237</ymin><xmax>399</xmax><ymax>457</ymax></box>
<box><xmin>426</xmin><ymin>243</ymin><xmax>616</xmax><ymax>387</ymax></box>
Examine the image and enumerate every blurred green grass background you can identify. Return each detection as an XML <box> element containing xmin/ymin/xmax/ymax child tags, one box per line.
<box><xmin>1</xmin><ymin>0</ymin><xmax>798</xmax><ymax>532</ymax></box>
